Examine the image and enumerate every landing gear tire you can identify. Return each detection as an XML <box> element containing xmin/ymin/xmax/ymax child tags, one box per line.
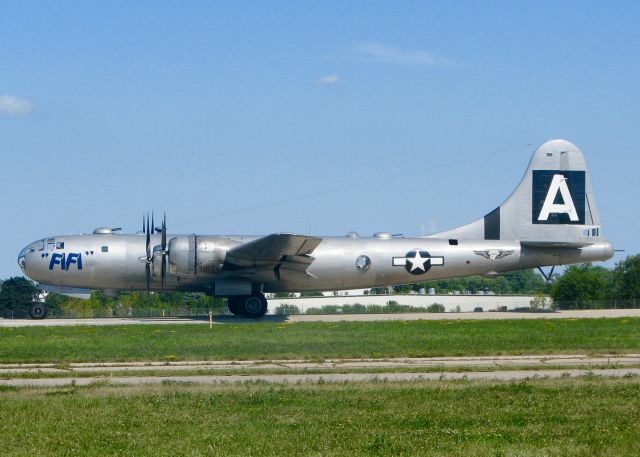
<box><xmin>241</xmin><ymin>294</ymin><xmax>268</xmax><ymax>318</ymax></box>
<box><xmin>228</xmin><ymin>294</ymin><xmax>268</xmax><ymax>318</ymax></box>
<box><xmin>29</xmin><ymin>303</ymin><xmax>48</xmax><ymax>320</ymax></box>
<box><xmin>227</xmin><ymin>298</ymin><xmax>244</xmax><ymax>316</ymax></box>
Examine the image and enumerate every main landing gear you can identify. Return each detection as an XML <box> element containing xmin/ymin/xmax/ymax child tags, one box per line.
<box><xmin>227</xmin><ymin>294</ymin><xmax>268</xmax><ymax>318</ymax></box>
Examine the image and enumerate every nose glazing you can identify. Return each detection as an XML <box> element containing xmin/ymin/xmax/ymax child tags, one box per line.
<box><xmin>17</xmin><ymin>247</ymin><xmax>27</xmax><ymax>273</ymax></box>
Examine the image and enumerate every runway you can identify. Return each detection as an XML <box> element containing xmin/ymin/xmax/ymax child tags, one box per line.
<box><xmin>1</xmin><ymin>308</ymin><xmax>640</xmax><ymax>327</ymax></box>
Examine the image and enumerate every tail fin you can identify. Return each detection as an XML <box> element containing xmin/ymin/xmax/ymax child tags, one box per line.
<box><xmin>430</xmin><ymin>139</ymin><xmax>602</xmax><ymax>245</ymax></box>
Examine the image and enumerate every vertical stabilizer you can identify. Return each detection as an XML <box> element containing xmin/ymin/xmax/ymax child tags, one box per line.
<box><xmin>430</xmin><ymin>139</ymin><xmax>602</xmax><ymax>244</ymax></box>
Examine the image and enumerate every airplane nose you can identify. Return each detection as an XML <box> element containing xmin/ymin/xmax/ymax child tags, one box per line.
<box><xmin>17</xmin><ymin>247</ymin><xmax>27</xmax><ymax>273</ymax></box>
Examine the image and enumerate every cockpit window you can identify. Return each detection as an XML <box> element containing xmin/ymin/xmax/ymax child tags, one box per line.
<box><xmin>56</xmin><ymin>241</ymin><xmax>65</xmax><ymax>249</ymax></box>
<box><xmin>36</xmin><ymin>240</ymin><xmax>44</xmax><ymax>251</ymax></box>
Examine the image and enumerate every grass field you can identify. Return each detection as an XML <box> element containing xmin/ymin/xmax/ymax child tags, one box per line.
<box><xmin>1</xmin><ymin>318</ymin><xmax>639</xmax><ymax>363</ymax></box>
<box><xmin>0</xmin><ymin>377</ymin><xmax>638</xmax><ymax>456</ymax></box>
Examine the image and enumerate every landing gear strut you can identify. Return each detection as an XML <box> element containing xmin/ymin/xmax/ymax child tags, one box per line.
<box><xmin>227</xmin><ymin>294</ymin><xmax>268</xmax><ymax>318</ymax></box>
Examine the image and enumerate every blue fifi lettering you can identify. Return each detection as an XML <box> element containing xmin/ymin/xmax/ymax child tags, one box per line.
<box><xmin>48</xmin><ymin>253</ymin><xmax>82</xmax><ymax>271</ymax></box>
<box><xmin>65</xmin><ymin>253</ymin><xmax>83</xmax><ymax>271</ymax></box>
<box><xmin>49</xmin><ymin>253</ymin><xmax>64</xmax><ymax>270</ymax></box>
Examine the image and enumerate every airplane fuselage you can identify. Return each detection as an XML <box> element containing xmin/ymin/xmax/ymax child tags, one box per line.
<box><xmin>19</xmin><ymin>232</ymin><xmax>613</xmax><ymax>295</ymax></box>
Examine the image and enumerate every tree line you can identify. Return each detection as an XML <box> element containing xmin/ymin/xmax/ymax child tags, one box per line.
<box><xmin>549</xmin><ymin>255</ymin><xmax>640</xmax><ymax>308</ymax></box>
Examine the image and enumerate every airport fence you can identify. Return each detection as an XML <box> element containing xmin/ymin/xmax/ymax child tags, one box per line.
<box><xmin>1</xmin><ymin>298</ymin><xmax>639</xmax><ymax>319</ymax></box>
<box><xmin>0</xmin><ymin>307</ymin><xmax>223</xmax><ymax>320</ymax></box>
<box><xmin>554</xmin><ymin>299</ymin><xmax>640</xmax><ymax>310</ymax></box>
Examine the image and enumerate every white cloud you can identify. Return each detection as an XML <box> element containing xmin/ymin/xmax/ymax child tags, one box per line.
<box><xmin>353</xmin><ymin>41</ymin><xmax>453</xmax><ymax>66</ymax></box>
<box><xmin>316</xmin><ymin>74</ymin><xmax>340</xmax><ymax>85</ymax></box>
<box><xmin>0</xmin><ymin>95</ymin><xmax>33</xmax><ymax>116</ymax></box>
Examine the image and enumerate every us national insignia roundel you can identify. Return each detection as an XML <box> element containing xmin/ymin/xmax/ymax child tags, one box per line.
<box><xmin>392</xmin><ymin>250</ymin><xmax>444</xmax><ymax>275</ymax></box>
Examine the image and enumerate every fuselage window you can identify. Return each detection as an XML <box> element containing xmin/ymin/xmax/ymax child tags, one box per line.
<box><xmin>101</xmin><ymin>246</ymin><xmax>109</xmax><ymax>253</ymax></box>
<box><xmin>356</xmin><ymin>255</ymin><xmax>372</xmax><ymax>271</ymax></box>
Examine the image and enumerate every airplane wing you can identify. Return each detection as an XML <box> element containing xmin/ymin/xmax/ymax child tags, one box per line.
<box><xmin>223</xmin><ymin>234</ymin><xmax>323</xmax><ymax>280</ymax></box>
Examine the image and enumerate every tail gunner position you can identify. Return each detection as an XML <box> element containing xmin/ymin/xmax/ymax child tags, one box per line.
<box><xmin>18</xmin><ymin>140</ymin><xmax>613</xmax><ymax>318</ymax></box>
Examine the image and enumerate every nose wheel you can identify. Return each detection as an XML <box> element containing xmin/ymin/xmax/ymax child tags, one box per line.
<box><xmin>227</xmin><ymin>294</ymin><xmax>268</xmax><ymax>318</ymax></box>
<box><xmin>29</xmin><ymin>302</ymin><xmax>48</xmax><ymax>320</ymax></box>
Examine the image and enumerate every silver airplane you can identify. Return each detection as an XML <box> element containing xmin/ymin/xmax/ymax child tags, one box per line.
<box><xmin>18</xmin><ymin>139</ymin><xmax>613</xmax><ymax>318</ymax></box>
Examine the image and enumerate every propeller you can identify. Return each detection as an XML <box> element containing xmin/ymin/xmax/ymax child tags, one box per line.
<box><xmin>142</xmin><ymin>211</ymin><xmax>169</xmax><ymax>293</ymax></box>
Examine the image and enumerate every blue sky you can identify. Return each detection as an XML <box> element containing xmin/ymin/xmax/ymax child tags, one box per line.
<box><xmin>1</xmin><ymin>1</ymin><xmax>639</xmax><ymax>278</ymax></box>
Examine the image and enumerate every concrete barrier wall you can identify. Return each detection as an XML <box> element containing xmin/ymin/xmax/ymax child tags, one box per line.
<box><xmin>267</xmin><ymin>294</ymin><xmax>540</xmax><ymax>314</ymax></box>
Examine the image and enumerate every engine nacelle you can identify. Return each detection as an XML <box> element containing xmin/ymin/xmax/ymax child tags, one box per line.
<box><xmin>168</xmin><ymin>235</ymin><xmax>196</xmax><ymax>277</ymax></box>
<box><xmin>167</xmin><ymin>235</ymin><xmax>236</xmax><ymax>278</ymax></box>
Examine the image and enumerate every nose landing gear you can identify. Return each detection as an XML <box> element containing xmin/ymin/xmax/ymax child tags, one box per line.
<box><xmin>227</xmin><ymin>294</ymin><xmax>268</xmax><ymax>318</ymax></box>
<box><xmin>29</xmin><ymin>302</ymin><xmax>48</xmax><ymax>320</ymax></box>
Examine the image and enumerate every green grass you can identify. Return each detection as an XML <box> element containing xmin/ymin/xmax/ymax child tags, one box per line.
<box><xmin>0</xmin><ymin>378</ymin><xmax>638</xmax><ymax>456</ymax></box>
<box><xmin>1</xmin><ymin>318</ymin><xmax>639</xmax><ymax>363</ymax></box>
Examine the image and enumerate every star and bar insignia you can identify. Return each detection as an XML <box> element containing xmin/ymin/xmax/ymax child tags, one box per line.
<box><xmin>392</xmin><ymin>250</ymin><xmax>444</xmax><ymax>275</ymax></box>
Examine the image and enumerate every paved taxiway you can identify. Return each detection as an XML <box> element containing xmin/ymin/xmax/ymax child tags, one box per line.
<box><xmin>1</xmin><ymin>308</ymin><xmax>640</xmax><ymax>327</ymax></box>
<box><xmin>2</xmin><ymin>368</ymin><xmax>638</xmax><ymax>387</ymax></box>
<box><xmin>1</xmin><ymin>354</ymin><xmax>638</xmax><ymax>387</ymax></box>
<box><xmin>2</xmin><ymin>354</ymin><xmax>639</xmax><ymax>375</ymax></box>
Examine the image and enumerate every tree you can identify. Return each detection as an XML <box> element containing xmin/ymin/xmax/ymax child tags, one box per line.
<box><xmin>612</xmin><ymin>255</ymin><xmax>640</xmax><ymax>299</ymax></box>
<box><xmin>395</xmin><ymin>269</ymin><xmax>548</xmax><ymax>295</ymax></box>
<box><xmin>550</xmin><ymin>264</ymin><xmax>612</xmax><ymax>307</ymax></box>
<box><xmin>0</xmin><ymin>277</ymin><xmax>37</xmax><ymax>315</ymax></box>
<box><xmin>45</xmin><ymin>292</ymin><xmax>69</xmax><ymax>311</ymax></box>
<box><xmin>529</xmin><ymin>292</ymin><xmax>549</xmax><ymax>310</ymax></box>
<box><xmin>426</xmin><ymin>303</ymin><xmax>445</xmax><ymax>313</ymax></box>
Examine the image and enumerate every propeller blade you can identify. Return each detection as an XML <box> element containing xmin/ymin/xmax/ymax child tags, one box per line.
<box><xmin>161</xmin><ymin>212</ymin><xmax>167</xmax><ymax>288</ymax></box>
<box><xmin>161</xmin><ymin>212</ymin><xmax>166</xmax><ymax>249</ymax></box>
<box><xmin>151</xmin><ymin>212</ymin><xmax>155</xmax><ymax>235</ymax></box>
<box><xmin>161</xmin><ymin>255</ymin><xmax>166</xmax><ymax>289</ymax></box>
<box><xmin>145</xmin><ymin>213</ymin><xmax>151</xmax><ymax>260</ymax></box>
<box><xmin>145</xmin><ymin>262</ymin><xmax>151</xmax><ymax>294</ymax></box>
<box><xmin>142</xmin><ymin>214</ymin><xmax>145</xmax><ymax>234</ymax></box>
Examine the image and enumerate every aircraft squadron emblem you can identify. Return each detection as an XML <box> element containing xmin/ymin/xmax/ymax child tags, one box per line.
<box><xmin>473</xmin><ymin>249</ymin><xmax>514</xmax><ymax>260</ymax></box>
<box><xmin>392</xmin><ymin>250</ymin><xmax>444</xmax><ymax>275</ymax></box>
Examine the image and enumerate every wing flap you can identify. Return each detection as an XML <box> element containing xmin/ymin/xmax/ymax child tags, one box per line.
<box><xmin>224</xmin><ymin>234</ymin><xmax>322</xmax><ymax>277</ymax></box>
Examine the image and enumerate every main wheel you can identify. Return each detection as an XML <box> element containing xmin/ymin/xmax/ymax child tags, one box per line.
<box><xmin>227</xmin><ymin>297</ymin><xmax>244</xmax><ymax>316</ymax></box>
<box><xmin>29</xmin><ymin>303</ymin><xmax>48</xmax><ymax>320</ymax></box>
<box><xmin>241</xmin><ymin>294</ymin><xmax>268</xmax><ymax>318</ymax></box>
